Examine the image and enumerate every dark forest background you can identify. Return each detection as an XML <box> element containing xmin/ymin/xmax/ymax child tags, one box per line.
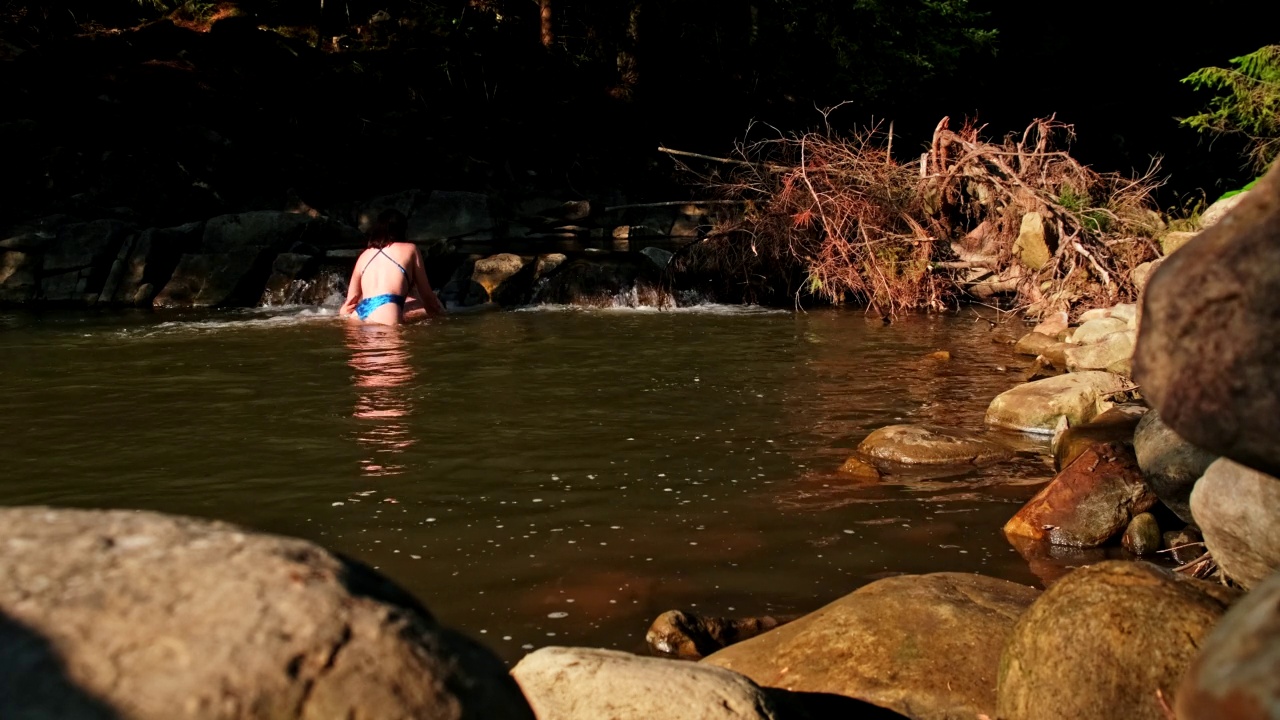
<box><xmin>0</xmin><ymin>0</ymin><xmax>1273</xmax><ymax>229</ymax></box>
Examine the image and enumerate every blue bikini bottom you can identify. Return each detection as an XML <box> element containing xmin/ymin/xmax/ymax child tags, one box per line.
<box><xmin>355</xmin><ymin>293</ymin><xmax>406</xmax><ymax>320</ymax></box>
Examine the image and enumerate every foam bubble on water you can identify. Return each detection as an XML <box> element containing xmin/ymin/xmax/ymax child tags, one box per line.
<box><xmin>548</xmin><ymin>612</ymin><xmax>569</xmax><ymax>619</ymax></box>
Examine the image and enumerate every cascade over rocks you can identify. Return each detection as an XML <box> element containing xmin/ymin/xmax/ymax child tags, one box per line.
<box><xmin>702</xmin><ymin>572</ymin><xmax>1040</xmax><ymax>720</ymax></box>
<box><xmin>0</xmin><ymin>507</ymin><xmax>534</xmax><ymax>720</ymax></box>
<box><xmin>1135</xmin><ymin>162</ymin><xmax>1280</xmax><ymax>477</ymax></box>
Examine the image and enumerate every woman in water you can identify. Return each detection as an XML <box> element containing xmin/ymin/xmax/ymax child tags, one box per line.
<box><xmin>340</xmin><ymin>208</ymin><xmax>446</xmax><ymax>325</ymax></box>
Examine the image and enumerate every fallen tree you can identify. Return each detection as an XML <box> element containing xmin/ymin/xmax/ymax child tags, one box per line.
<box><xmin>667</xmin><ymin>116</ymin><xmax>1165</xmax><ymax>316</ymax></box>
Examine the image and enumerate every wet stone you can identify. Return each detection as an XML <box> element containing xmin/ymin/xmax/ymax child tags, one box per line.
<box><xmin>855</xmin><ymin>424</ymin><xmax>1012</xmax><ymax>468</ymax></box>
<box><xmin>1122</xmin><ymin>512</ymin><xmax>1162</xmax><ymax>556</ymax></box>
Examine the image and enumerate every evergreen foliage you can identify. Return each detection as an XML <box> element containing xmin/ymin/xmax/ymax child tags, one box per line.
<box><xmin>1181</xmin><ymin>44</ymin><xmax>1280</xmax><ymax>171</ymax></box>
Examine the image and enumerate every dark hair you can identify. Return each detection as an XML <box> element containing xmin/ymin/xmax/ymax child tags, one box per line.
<box><xmin>366</xmin><ymin>208</ymin><xmax>408</xmax><ymax>248</ymax></box>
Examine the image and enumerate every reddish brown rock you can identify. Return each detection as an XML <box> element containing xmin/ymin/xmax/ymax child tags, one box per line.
<box><xmin>1004</xmin><ymin>441</ymin><xmax>1157</xmax><ymax>548</ymax></box>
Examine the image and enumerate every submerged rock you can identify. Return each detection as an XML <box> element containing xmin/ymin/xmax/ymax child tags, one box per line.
<box><xmin>1190</xmin><ymin>458</ymin><xmax>1280</xmax><ymax>589</ymax></box>
<box><xmin>512</xmin><ymin>647</ymin><xmax>783</xmax><ymax>720</ymax></box>
<box><xmin>0</xmin><ymin>507</ymin><xmax>533</xmax><ymax>720</ymax></box>
<box><xmin>702</xmin><ymin>573</ymin><xmax>1039</xmax><ymax>720</ymax></box>
<box><xmin>984</xmin><ymin>371</ymin><xmax>1130</xmax><ymax>435</ymax></box>
<box><xmin>854</xmin><ymin>424</ymin><xmax>1012</xmax><ymax>469</ymax></box>
<box><xmin>997</xmin><ymin>561</ymin><xmax>1237</xmax><ymax>720</ymax></box>
<box><xmin>1177</xmin><ymin>567</ymin><xmax>1280</xmax><ymax>720</ymax></box>
<box><xmin>1004</xmin><ymin>441</ymin><xmax>1156</xmax><ymax>548</ymax></box>
<box><xmin>646</xmin><ymin>610</ymin><xmax>785</xmax><ymax>660</ymax></box>
<box><xmin>1164</xmin><ymin>527</ymin><xmax>1206</xmax><ymax>565</ymax></box>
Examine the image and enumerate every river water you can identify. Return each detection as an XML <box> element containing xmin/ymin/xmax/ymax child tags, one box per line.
<box><xmin>0</xmin><ymin>305</ymin><xmax>1056</xmax><ymax>662</ymax></box>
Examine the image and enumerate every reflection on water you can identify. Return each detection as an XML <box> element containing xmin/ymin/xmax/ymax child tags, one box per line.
<box><xmin>346</xmin><ymin>323</ymin><xmax>417</xmax><ymax>477</ymax></box>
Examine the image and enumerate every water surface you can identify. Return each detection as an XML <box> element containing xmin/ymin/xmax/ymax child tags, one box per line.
<box><xmin>0</xmin><ymin>305</ymin><xmax>1054</xmax><ymax>661</ymax></box>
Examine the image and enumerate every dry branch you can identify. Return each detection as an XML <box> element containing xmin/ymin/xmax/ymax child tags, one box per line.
<box><xmin>673</xmin><ymin>115</ymin><xmax>1165</xmax><ymax>315</ymax></box>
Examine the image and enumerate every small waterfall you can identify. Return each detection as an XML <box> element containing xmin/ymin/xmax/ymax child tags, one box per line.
<box><xmin>260</xmin><ymin>269</ymin><xmax>348</xmax><ymax>308</ymax></box>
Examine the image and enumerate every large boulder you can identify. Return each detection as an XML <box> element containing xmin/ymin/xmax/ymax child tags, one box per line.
<box><xmin>703</xmin><ymin>573</ymin><xmax>1040</xmax><ymax>720</ymax></box>
<box><xmin>1134</xmin><ymin>163</ymin><xmax>1280</xmax><ymax>476</ymax></box>
<box><xmin>853</xmin><ymin>424</ymin><xmax>1012</xmax><ymax>469</ymax></box>
<box><xmin>1177</xmin><ymin>567</ymin><xmax>1280</xmax><ymax>720</ymax></box>
<box><xmin>0</xmin><ymin>507</ymin><xmax>533</xmax><ymax>720</ymax></box>
<box><xmin>97</xmin><ymin>222</ymin><xmax>204</xmax><ymax>306</ymax></box>
<box><xmin>1133</xmin><ymin>409</ymin><xmax>1218</xmax><ymax>524</ymax></box>
<box><xmin>984</xmin><ymin>371</ymin><xmax>1130</xmax><ymax>435</ymax></box>
<box><xmin>997</xmin><ymin>561</ymin><xmax>1237</xmax><ymax>720</ymax></box>
<box><xmin>512</xmin><ymin>647</ymin><xmax>783</xmax><ymax>720</ymax></box>
<box><xmin>1190</xmin><ymin>458</ymin><xmax>1280</xmax><ymax>589</ymax></box>
<box><xmin>153</xmin><ymin>211</ymin><xmax>337</xmax><ymax>307</ymax></box>
<box><xmin>1004</xmin><ymin>441</ymin><xmax>1156</xmax><ymax>547</ymax></box>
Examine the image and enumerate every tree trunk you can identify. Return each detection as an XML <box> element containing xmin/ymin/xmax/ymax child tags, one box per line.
<box><xmin>539</xmin><ymin>0</ymin><xmax>553</xmax><ymax>48</ymax></box>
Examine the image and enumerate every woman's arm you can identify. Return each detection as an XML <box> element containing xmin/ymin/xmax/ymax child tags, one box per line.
<box><xmin>411</xmin><ymin>246</ymin><xmax>446</xmax><ymax>316</ymax></box>
<box><xmin>339</xmin><ymin>254</ymin><xmax>364</xmax><ymax>316</ymax></box>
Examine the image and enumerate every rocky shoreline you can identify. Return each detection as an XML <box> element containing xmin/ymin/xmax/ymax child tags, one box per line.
<box><xmin>2</xmin><ymin>170</ymin><xmax>1278</xmax><ymax>718</ymax></box>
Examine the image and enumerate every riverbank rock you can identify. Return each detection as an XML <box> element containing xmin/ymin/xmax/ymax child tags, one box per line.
<box><xmin>1064</xmin><ymin>328</ymin><xmax>1135</xmax><ymax>376</ymax></box>
<box><xmin>702</xmin><ymin>573</ymin><xmax>1040</xmax><ymax>720</ymax></box>
<box><xmin>1190</xmin><ymin>458</ymin><xmax>1280</xmax><ymax>589</ymax></box>
<box><xmin>984</xmin><ymin>371</ymin><xmax>1130</xmax><ymax>435</ymax></box>
<box><xmin>511</xmin><ymin>647</ymin><xmax>782</xmax><ymax>720</ymax></box>
<box><xmin>646</xmin><ymin>610</ymin><xmax>785</xmax><ymax>660</ymax></box>
<box><xmin>1004</xmin><ymin>441</ymin><xmax>1156</xmax><ymax>548</ymax></box>
<box><xmin>1067</xmin><ymin>316</ymin><xmax>1129</xmax><ymax>345</ymax></box>
<box><xmin>1176</xmin><ymin>567</ymin><xmax>1280</xmax><ymax>720</ymax></box>
<box><xmin>0</xmin><ymin>507</ymin><xmax>533</xmax><ymax>720</ymax></box>
<box><xmin>996</xmin><ymin>561</ymin><xmax>1237</xmax><ymax>720</ymax></box>
<box><xmin>1051</xmin><ymin>405</ymin><xmax>1145</xmax><ymax>471</ymax></box>
<box><xmin>853</xmin><ymin>424</ymin><xmax>1012</xmax><ymax>469</ymax></box>
<box><xmin>1134</xmin><ymin>162</ymin><xmax>1280</xmax><ymax>477</ymax></box>
<box><xmin>1200</xmin><ymin>190</ymin><xmax>1248</xmax><ymax>228</ymax></box>
<box><xmin>1161</xmin><ymin>230</ymin><xmax>1198</xmax><ymax>255</ymax></box>
<box><xmin>1133</xmin><ymin>409</ymin><xmax>1218</xmax><ymax>524</ymax></box>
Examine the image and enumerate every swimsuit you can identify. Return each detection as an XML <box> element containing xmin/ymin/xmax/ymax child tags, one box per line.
<box><xmin>355</xmin><ymin>293</ymin><xmax>406</xmax><ymax>319</ymax></box>
<box><xmin>353</xmin><ymin>248</ymin><xmax>411</xmax><ymax>321</ymax></box>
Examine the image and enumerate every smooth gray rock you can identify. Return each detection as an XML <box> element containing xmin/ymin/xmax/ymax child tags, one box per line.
<box><xmin>1191</xmin><ymin>458</ymin><xmax>1280</xmax><ymax>589</ymax></box>
<box><xmin>1133</xmin><ymin>410</ymin><xmax>1218</xmax><ymax>523</ymax></box>
<box><xmin>513</xmin><ymin>647</ymin><xmax>782</xmax><ymax>720</ymax></box>
<box><xmin>0</xmin><ymin>507</ymin><xmax>533</xmax><ymax>720</ymax></box>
